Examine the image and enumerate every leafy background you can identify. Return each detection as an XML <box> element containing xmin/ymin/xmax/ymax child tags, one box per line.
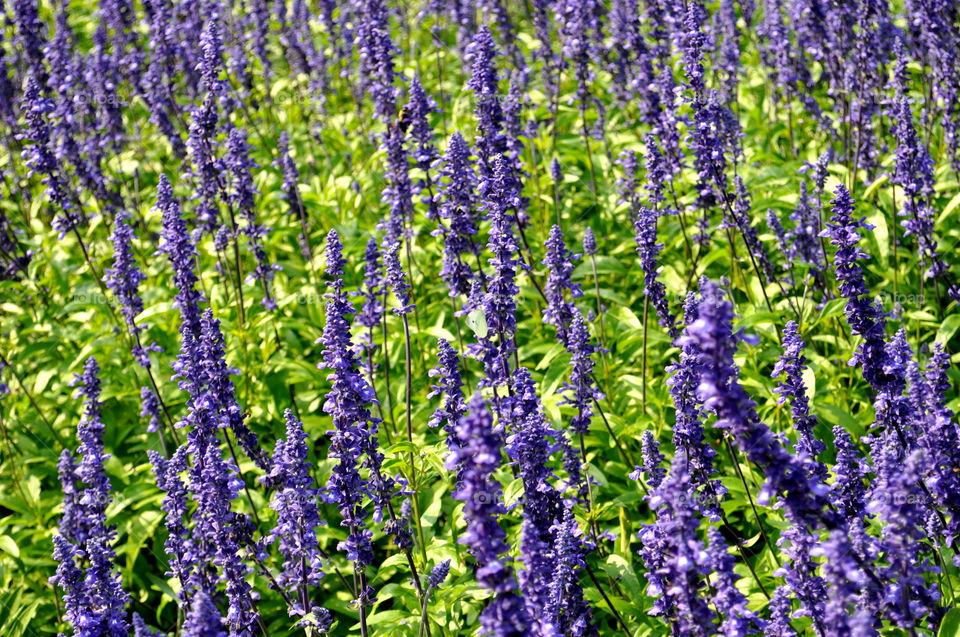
<box><xmin>1</xmin><ymin>0</ymin><xmax>960</xmax><ymax>635</ymax></box>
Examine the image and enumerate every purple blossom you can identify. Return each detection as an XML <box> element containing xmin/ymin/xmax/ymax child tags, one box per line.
<box><xmin>141</xmin><ymin>386</ymin><xmax>162</xmax><ymax>434</ymax></box>
<box><xmin>277</xmin><ymin>132</ymin><xmax>311</xmax><ymax>261</ymax></box>
<box><xmin>261</xmin><ymin>409</ymin><xmax>327</xmax><ymax>617</ymax></box>
<box><xmin>729</xmin><ymin>177</ymin><xmax>776</xmax><ymax>284</ymax></box>
<box><xmin>437</xmin><ymin>132</ymin><xmax>481</xmax><ymax>297</ymax></box>
<box><xmin>428</xmin><ymin>560</ymin><xmax>451</xmax><ymax>590</ymax></box>
<box><xmin>105</xmin><ymin>210</ymin><xmax>157</xmax><ymax>367</ymax></box>
<box><xmin>52</xmin><ymin>358</ymin><xmax>130</xmax><ymax>637</ymax></box>
<box><xmin>715</xmin><ymin>0</ymin><xmax>742</xmax><ymax>101</ymax></box>
<box><xmin>428</xmin><ymin>339</ymin><xmax>466</xmax><ymax>454</ymax></box>
<box><xmin>706</xmin><ymin>526</ymin><xmax>763</xmax><ymax>635</ymax></box>
<box><xmin>355</xmin><ymin>238</ymin><xmax>385</xmax><ymax>367</ymax></box>
<box><xmin>819</xmin><ymin>185</ymin><xmax>889</xmax><ymax>393</ymax></box>
<box><xmin>638</xmin><ymin>455</ymin><xmax>715</xmax><ymax>635</ymax></box>
<box><xmin>890</xmin><ymin>40</ymin><xmax>958</xmax><ymax>295</ymax></box>
<box><xmin>917</xmin><ymin>344</ymin><xmax>960</xmax><ymax>542</ymax></box>
<box><xmin>198</xmin><ymin>308</ymin><xmax>268</xmax><ymax>469</ymax></box>
<box><xmin>554</xmin><ymin>0</ymin><xmax>603</xmax><ymax>116</ymax></box>
<box><xmin>559</xmin><ymin>312</ymin><xmax>603</xmax><ymax>437</ymax></box>
<box><xmin>816</xmin><ymin>530</ymin><xmax>874</xmax><ymax>635</ymax></box>
<box><xmin>448</xmin><ymin>394</ymin><xmax>531</xmax><ymax>635</ymax></box>
<box><xmin>12</xmin><ymin>0</ymin><xmax>49</xmax><ymax>88</ymax></box>
<box><xmin>865</xmin><ymin>450</ymin><xmax>940</xmax><ymax>627</ymax></box>
<box><xmin>356</xmin><ymin>0</ymin><xmax>400</xmax><ymax>122</ymax></box>
<box><xmin>149</xmin><ymin>447</ymin><xmax>194</xmax><ymax>595</ymax></box>
<box><xmin>157</xmin><ymin>175</ymin><xmax>205</xmax><ymax>391</ymax></box>
<box><xmin>384</xmin><ymin>242</ymin><xmax>415</xmax><ymax>316</ymax></box>
<box><xmin>182</xmin><ymin>591</ymin><xmax>228</xmax><ymax>637</ymax></box>
<box><xmin>193</xmin><ymin>442</ymin><xmax>260</xmax><ymax>633</ymax></box>
<box><xmin>379</xmin><ymin>124</ymin><xmax>414</xmax><ymax>249</ymax></box>
<box><xmin>318</xmin><ymin>230</ymin><xmax>375</xmax><ymax>567</ymax></box>
<box><xmin>132</xmin><ymin>613</ymin><xmax>162</xmax><ymax>637</ymax></box>
<box><xmin>644</xmin><ymin>134</ymin><xmax>670</xmax><ymax>211</ymax></box>
<box><xmin>19</xmin><ymin>74</ymin><xmax>82</xmax><ymax>236</ymax></box>
<box><xmin>772</xmin><ymin>321</ymin><xmax>829</xmax><ymax>484</ymax></box>
<box><xmin>633</xmin><ymin>207</ymin><xmax>678</xmax><ymax>338</ymax></box>
<box><xmin>544</xmin><ymin>506</ymin><xmax>596</xmax><ymax>636</ymax></box>
<box><xmin>787</xmin><ymin>181</ymin><xmax>827</xmax><ymax>274</ymax></box>
<box><xmin>582</xmin><ymin>227</ymin><xmax>596</xmax><ymax>256</ymax></box>
<box><xmin>506</xmin><ymin>367</ymin><xmax>565</xmax><ymax>623</ymax></box>
<box><xmin>681</xmin><ymin>280</ymin><xmax>835</xmax><ymax>531</ymax></box>
<box><xmin>616</xmin><ymin>150</ymin><xmax>643</xmax><ymax>213</ymax></box>
<box><xmin>667</xmin><ymin>290</ymin><xmax>724</xmax><ymax>520</ymax></box>
<box><xmin>764</xmin><ymin>587</ymin><xmax>796</xmax><ymax>636</ymax></box>
<box><xmin>406</xmin><ymin>75</ymin><xmax>441</xmax><ymax>218</ymax></box>
<box><xmin>225</xmin><ymin>127</ymin><xmax>279</xmax><ymax>310</ymax></box>
<box><xmin>542</xmin><ymin>224</ymin><xmax>583</xmax><ymax>346</ymax></box>
<box><xmin>141</xmin><ymin>0</ymin><xmax>185</xmax><ymax>155</ymax></box>
<box><xmin>550</xmin><ymin>158</ymin><xmax>563</xmax><ymax>185</ymax></box>
<box><xmin>187</xmin><ymin>18</ymin><xmax>228</xmax><ymax>238</ymax></box>
<box><xmin>608</xmin><ymin>0</ymin><xmax>658</xmax><ymax>118</ymax></box>
<box><xmin>465</xmin><ymin>27</ymin><xmax>507</xmax><ymax>180</ymax></box>
<box><xmin>637</xmin><ymin>431</ymin><xmax>666</xmax><ymax>490</ymax></box>
<box><xmin>472</xmin><ymin>155</ymin><xmax>521</xmax><ymax>388</ymax></box>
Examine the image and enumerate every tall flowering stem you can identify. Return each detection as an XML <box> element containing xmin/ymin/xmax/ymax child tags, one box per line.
<box><xmin>449</xmin><ymin>395</ymin><xmax>531</xmax><ymax>635</ymax></box>
<box><xmin>52</xmin><ymin>358</ymin><xmax>130</xmax><ymax>636</ymax></box>
<box><xmin>278</xmin><ymin>132</ymin><xmax>313</xmax><ymax>265</ymax></box>
<box><xmin>638</xmin><ymin>455</ymin><xmax>715</xmax><ymax>635</ymax></box>
<box><xmin>633</xmin><ymin>207</ymin><xmax>678</xmax><ymax>339</ymax></box>
<box><xmin>105</xmin><ymin>208</ymin><xmax>177</xmax><ymax>448</ymax></box>
<box><xmin>225</xmin><ymin>127</ymin><xmax>280</xmax><ymax>311</ymax></box>
<box><xmin>542</xmin><ymin>224</ymin><xmax>583</xmax><ymax>347</ymax></box>
<box><xmin>505</xmin><ymin>367</ymin><xmax>564</xmax><ymax>624</ymax></box>
<box><xmin>681</xmin><ymin>280</ymin><xmax>835</xmax><ymax>532</ymax></box>
<box><xmin>428</xmin><ymin>338</ymin><xmax>466</xmax><ymax>460</ymax></box>
<box><xmin>771</xmin><ymin>321</ymin><xmax>829</xmax><ymax>484</ymax></box>
<box><xmin>555</xmin><ymin>0</ymin><xmax>604</xmax><ymax>193</ymax></box>
<box><xmin>437</xmin><ymin>132</ymin><xmax>481</xmax><ymax>299</ymax></box>
<box><xmin>472</xmin><ymin>155</ymin><xmax>521</xmax><ymax>389</ymax></box>
<box><xmin>261</xmin><ymin>409</ymin><xmax>328</xmax><ymax>617</ymax></box>
<box><xmin>819</xmin><ymin>185</ymin><xmax>889</xmax><ymax>393</ymax></box>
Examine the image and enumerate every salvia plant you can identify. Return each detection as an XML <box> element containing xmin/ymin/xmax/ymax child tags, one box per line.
<box><xmin>4</xmin><ymin>0</ymin><xmax>960</xmax><ymax>636</ymax></box>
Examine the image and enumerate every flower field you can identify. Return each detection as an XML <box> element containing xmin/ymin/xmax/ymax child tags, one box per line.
<box><xmin>3</xmin><ymin>0</ymin><xmax>960</xmax><ymax>635</ymax></box>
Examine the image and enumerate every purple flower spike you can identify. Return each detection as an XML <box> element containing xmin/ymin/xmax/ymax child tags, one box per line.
<box><xmin>772</xmin><ymin>321</ymin><xmax>828</xmax><ymax>484</ymax></box>
<box><xmin>680</xmin><ymin>280</ymin><xmax>835</xmax><ymax>531</ymax></box>
<box><xmin>261</xmin><ymin>409</ymin><xmax>328</xmax><ymax>616</ymax></box>
<box><xmin>52</xmin><ymin>357</ymin><xmax>130</xmax><ymax>636</ymax></box>
<box><xmin>820</xmin><ymin>185</ymin><xmax>889</xmax><ymax>393</ymax></box>
<box><xmin>437</xmin><ymin>132</ymin><xmax>481</xmax><ymax>297</ymax></box>
<box><xmin>542</xmin><ymin>224</ymin><xmax>583</xmax><ymax>346</ymax></box>
<box><xmin>428</xmin><ymin>339</ymin><xmax>466</xmax><ymax>455</ymax></box>
<box><xmin>559</xmin><ymin>312</ymin><xmax>603</xmax><ymax>437</ymax></box>
<box><xmin>106</xmin><ymin>210</ymin><xmax>158</xmax><ymax>368</ymax></box>
<box><xmin>449</xmin><ymin>394</ymin><xmax>531</xmax><ymax>636</ymax></box>
<box><xmin>633</xmin><ymin>207</ymin><xmax>678</xmax><ymax>338</ymax></box>
<box><xmin>706</xmin><ymin>526</ymin><xmax>763</xmax><ymax>636</ymax></box>
<box><xmin>544</xmin><ymin>505</ymin><xmax>596</xmax><ymax>635</ymax></box>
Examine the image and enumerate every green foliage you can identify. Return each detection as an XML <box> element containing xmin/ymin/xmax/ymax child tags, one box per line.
<box><xmin>2</xmin><ymin>0</ymin><xmax>960</xmax><ymax>635</ymax></box>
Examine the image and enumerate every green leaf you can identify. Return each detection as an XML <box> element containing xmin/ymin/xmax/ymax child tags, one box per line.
<box><xmin>938</xmin><ymin>608</ymin><xmax>960</xmax><ymax>637</ymax></box>
<box><xmin>936</xmin><ymin>315</ymin><xmax>960</xmax><ymax>344</ymax></box>
<box><xmin>601</xmin><ymin>554</ymin><xmax>641</xmax><ymax>600</ymax></box>
<box><xmin>0</xmin><ymin>535</ymin><xmax>19</xmax><ymax>558</ymax></box>
<box><xmin>938</xmin><ymin>192</ymin><xmax>960</xmax><ymax>224</ymax></box>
